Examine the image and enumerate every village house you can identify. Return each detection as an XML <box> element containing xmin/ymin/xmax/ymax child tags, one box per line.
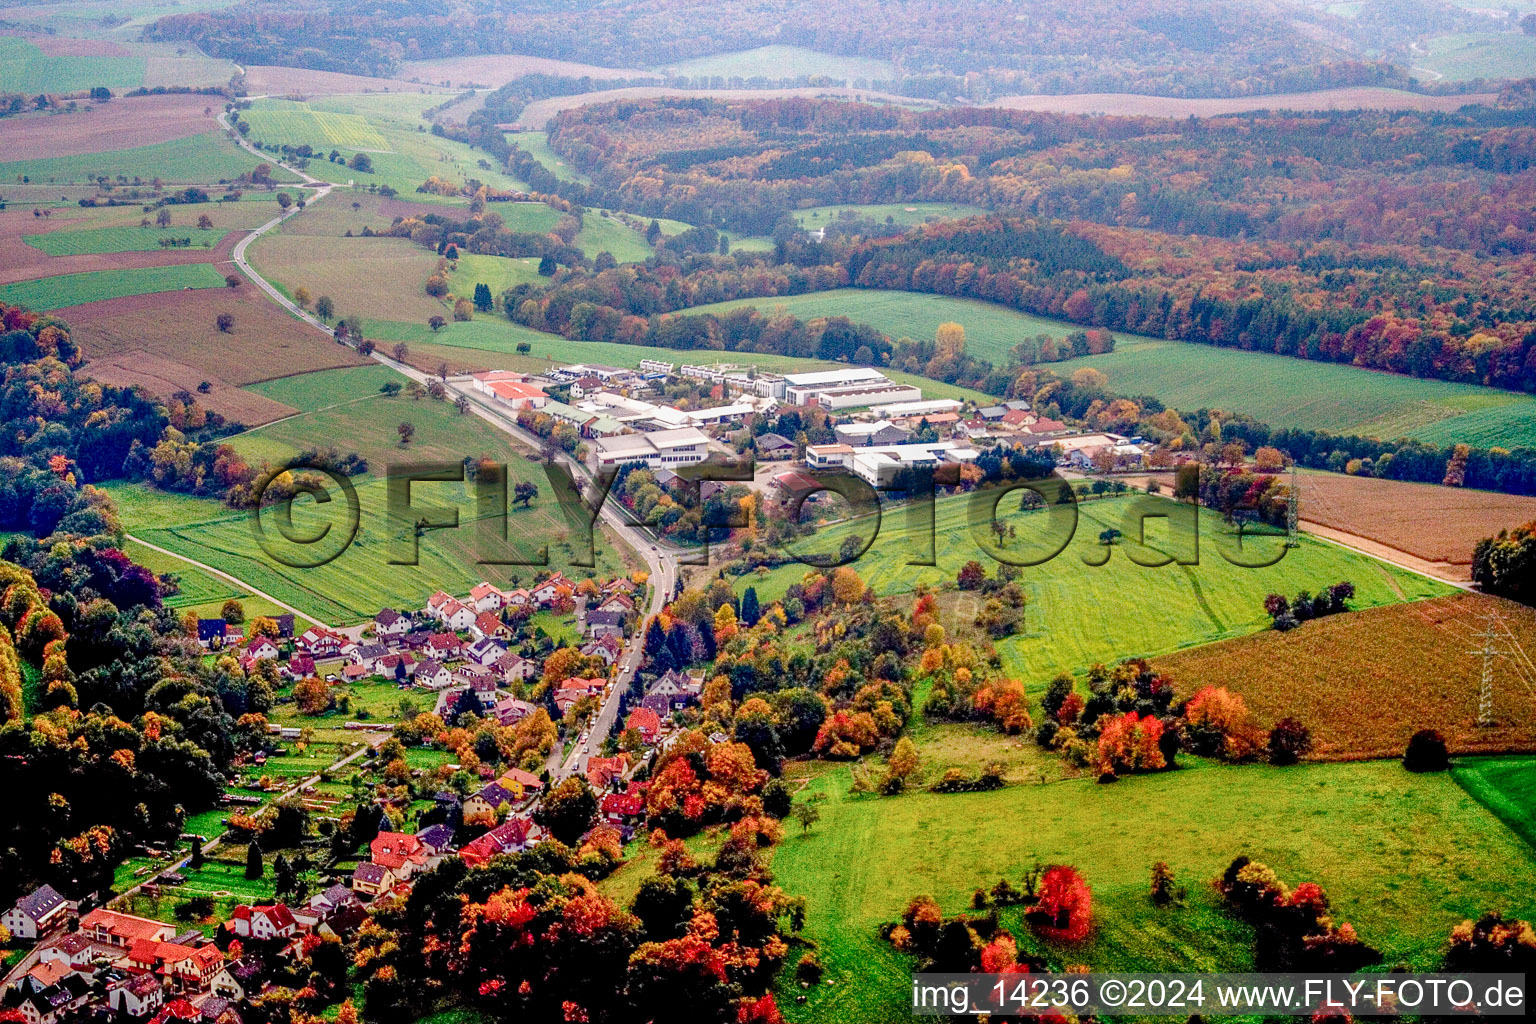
<box><xmin>12</xmin><ymin>972</ymin><xmax>91</xmax><ymax>1024</ymax></box>
<box><xmin>500</xmin><ymin>768</ymin><xmax>545</xmax><ymax>798</ymax></box>
<box><xmin>581</xmin><ymin>635</ymin><xmax>622</xmax><ymax>667</ymax></box>
<box><xmin>108</xmin><ymin>972</ymin><xmax>166</xmax><ymax>1018</ymax></box>
<box><xmin>470</xmin><ymin>612</ymin><xmax>511</xmax><ymax>642</ymax></box>
<box><xmin>463</xmin><ymin>781</ymin><xmax>520</xmax><ymax>820</ymax></box>
<box><xmin>159</xmin><ymin>943</ymin><xmax>230</xmax><ymax>995</ymax></box>
<box><xmin>415</xmin><ymin>823</ymin><xmax>456</xmax><ymax>856</ymax></box>
<box><xmin>3</xmin><ymin>884</ymin><xmax>72</xmax><ymax>940</ymax></box>
<box><xmin>36</xmin><ymin>933</ymin><xmax>93</xmax><ymax>971</ymax></box>
<box><xmin>412</xmin><ymin>659</ymin><xmax>452</xmax><ymax>690</ymax></box>
<box><xmin>373</xmin><ymin>608</ymin><xmax>410</xmax><ymax>636</ymax></box>
<box><xmin>753</xmin><ymin>432</ymin><xmax>796</xmax><ymax>459</ymax></box>
<box><xmin>625</xmin><ymin>707</ymin><xmax>663</xmax><ymax>744</ymax></box>
<box><xmin>373</xmin><ymin>653</ymin><xmax>415</xmax><ymax>681</ymax></box>
<box><xmin>601</xmin><ymin>792</ymin><xmax>645</xmax><ymax>827</ymax></box>
<box><xmin>243</xmin><ymin>637</ymin><xmax>280</xmax><ymax>663</ymax></box>
<box><xmin>469</xmin><ymin>582</ymin><xmax>506</xmax><ymax>613</ymax></box>
<box><xmin>295</xmin><ymin>627</ymin><xmax>345</xmax><ymax>659</ymax></box>
<box><xmin>641</xmin><ymin>669</ymin><xmax>702</xmax><ymax>718</ymax></box>
<box><xmin>426</xmin><ymin>632</ymin><xmax>464</xmax><ymax>661</ymax></box>
<box><xmin>585</xmin><ymin>755</ymin><xmax>627</xmax><ymax>791</ymax></box>
<box><xmin>349</xmin><ymin>644</ymin><xmax>391</xmax><ymax>671</ymax></box>
<box><xmin>280</xmin><ymin>653</ymin><xmax>316</xmax><ymax>681</ymax></box>
<box><xmin>530</xmin><ymin>574</ymin><xmax>571</xmax><ymax>606</ymax></box>
<box><xmin>458</xmin><ymin>817</ymin><xmax>538</xmax><ymax>866</ymax></box>
<box><xmin>78</xmin><ymin>908</ymin><xmax>176</xmax><ymax>950</ymax></box>
<box><xmin>350</xmin><ymin>863</ymin><xmax>396</xmax><ymax>898</ymax></box>
<box><xmin>582</xmin><ymin>608</ymin><xmax>626</xmax><ymax>639</ymax></box>
<box><xmin>493</xmin><ymin>651</ymin><xmax>536</xmax><ymax>682</ymax></box>
<box><xmin>465</xmin><ymin>636</ymin><xmax>507</xmax><ymax>666</ymax></box>
<box><xmin>493</xmin><ymin>697</ymin><xmax>538</xmax><ymax>726</ymax></box>
<box><xmin>226</xmin><ymin>904</ymin><xmax>297</xmax><ymax>941</ymax></box>
<box><xmin>369</xmin><ymin>832</ymin><xmax>433</xmax><ymax>879</ymax></box>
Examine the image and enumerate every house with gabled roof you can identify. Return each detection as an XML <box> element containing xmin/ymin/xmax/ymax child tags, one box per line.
<box><xmin>369</xmin><ymin>832</ymin><xmax>432</xmax><ymax>879</ymax></box>
<box><xmin>373</xmin><ymin>608</ymin><xmax>410</xmax><ymax>636</ymax></box>
<box><xmin>78</xmin><ymin>908</ymin><xmax>175</xmax><ymax>949</ymax></box>
<box><xmin>625</xmin><ymin>707</ymin><xmax>663</xmax><ymax>744</ymax></box>
<box><xmin>196</xmin><ymin>619</ymin><xmax>229</xmax><ymax>649</ymax></box>
<box><xmin>458</xmin><ymin>817</ymin><xmax>538</xmax><ymax>867</ymax></box>
<box><xmin>462</xmin><ymin>781</ymin><xmax>520</xmax><ymax>821</ymax></box>
<box><xmin>600</xmin><ymin>792</ymin><xmax>645</xmax><ymax>826</ymax></box>
<box><xmin>581</xmin><ymin>634</ymin><xmax>622</xmax><ymax>667</ymax></box>
<box><xmin>244</xmin><ymin>637</ymin><xmax>280</xmax><ymax>663</ymax></box>
<box><xmin>530</xmin><ymin>573</ymin><xmax>571</xmax><ymax>606</ymax></box>
<box><xmin>108</xmin><ymin>971</ymin><xmax>166</xmax><ymax>1018</ymax></box>
<box><xmin>295</xmin><ymin>627</ymin><xmax>344</xmax><ymax>658</ymax></box>
<box><xmin>4</xmin><ymin>884</ymin><xmax>72</xmax><ymax>940</ymax></box>
<box><xmin>280</xmin><ymin>653</ymin><xmax>316</xmax><ymax>681</ymax></box>
<box><xmin>492</xmin><ymin>651</ymin><xmax>535</xmax><ymax>682</ymax></box>
<box><xmin>412</xmin><ymin>659</ymin><xmax>451</xmax><ymax>690</ymax></box>
<box><xmin>585</xmin><ymin>755</ymin><xmax>627</xmax><ymax>791</ymax></box>
<box><xmin>350</xmin><ymin>862</ymin><xmax>395</xmax><ymax>898</ymax></box>
<box><xmin>470</xmin><ymin>611</ymin><xmax>511</xmax><ymax>642</ymax></box>
<box><xmin>641</xmin><ymin>669</ymin><xmax>702</xmax><ymax>718</ymax></box>
<box><xmin>583</xmin><ymin>608</ymin><xmax>626</xmax><ymax>639</ymax></box>
<box><xmin>469</xmin><ymin>582</ymin><xmax>506</xmax><ymax>613</ymax></box>
<box><xmin>466</xmin><ymin>636</ymin><xmax>508</xmax><ymax>666</ymax></box>
<box><xmin>227</xmin><ymin>904</ymin><xmax>296</xmax><ymax>940</ymax></box>
<box><xmin>493</xmin><ymin>697</ymin><xmax>538</xmax><ymax>726</ymax></box>
<box><xmin>375</xmin><ymin>653</ymin><xmax>416</xmax><ymax>681</ymax></box>
<box><xmin>426</xmin><ymin>632</ymin><xmax>464</xmax><ymax>660</ymax></box>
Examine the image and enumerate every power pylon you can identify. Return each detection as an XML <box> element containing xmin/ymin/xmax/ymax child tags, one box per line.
<box><xmin>1285</xmin><ymin>459</ymin><xmax>1300</xmax><ymax>548</ymax></box>
<box><xmin>1467</xmin><ymin>611</ymin><xmax>1506</xmax><ymax>727</ymax></box>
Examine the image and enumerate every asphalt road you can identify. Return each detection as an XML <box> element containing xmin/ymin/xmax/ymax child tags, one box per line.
<box><xmin>208</xmin><ymin>125</ymin><xmax>677</xmax><ymax>779</ymax></box>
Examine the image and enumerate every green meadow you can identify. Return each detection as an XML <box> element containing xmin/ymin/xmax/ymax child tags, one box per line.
<box><xmin>0</xmin><ymin>37</ymin><xmax>145</xmax><ymax>93</ymax></box>
<box><xmin>0</xmin><ymin>132</ymin><xmax>287</xmax><ymax>185</ymax></box>
<box><xmin>24</xmin><ymin>224</ymin><xmax>228</xmax><ymax>255</ymax></box>
<box><xmin>1052</xmin><ymin>336</ymin><xmax>1536</xmax><ymax>447</ymax></box>
<box><xmin>0</xmin><ymin>262</ymin><xmax>227</xmax><ymax>309</ymax></box>
<box><xmin>1416</xmin><ymin>32</ymin><xmax>1536</xmax><ymax>82</ymax></box>
<box><xmin>685</xmin><ymin>288</ymin><xmax>1536</xmax><ymax>444</ymax></box>
<box><xmin>771</xmin><ymin>758</ymin><xmax>1536</xmax><ymax>1023</ymax></box>
<box><xmin>109</xmin><ymin>365</ymin><xmax>636</xmax><ymax>624</ymax></box>
<box><xmin>744</xmin><ymin>491</ymin><xmax>1450</xmax><ymax>683</ymax></box>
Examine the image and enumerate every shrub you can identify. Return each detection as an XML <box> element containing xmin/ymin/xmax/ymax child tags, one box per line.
<box><xmin>1403</xmin><ymin>728</ymin><xmax>1449</xmax><ymax>772</ymax></box>
<box><xmin>1267</xmin><ymin>717</ymin><xmax>1312</xmax><ymax>765</ymax></box>
<box><xmin>795</xmin><ymin>953</ymin><xmax>824</xmax><ymax>986</ymax></box>
<box><xmin>1445</xmin><ymin>912</ymin><xmax>1536</xmax><ymax>973</ymax></box>
<box><xmin>1028</xmin><ymin>866</ymin><xmax>1091</xmax><ymax>942</ymax></box>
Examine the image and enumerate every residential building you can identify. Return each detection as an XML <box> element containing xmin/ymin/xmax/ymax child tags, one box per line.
<box><xmin>4</xmin><ymin>884</ymin><xmax>72</xmax><ymax>940</ymax></box>
<box><xmin>369</xmin><ymin>832</ymin><xmax>433</xmax><ymax>879</ymax></box>
<box><xmin>625</xmin><ymin>707</ymin><xmax>662</xmax><ymax>744</ymax></box>
<box><xmin>226</xmin><ymin>904</ymin><xmax>296</xmax><ymax>941</ymax></box>
<box><xmin>350</xmin><ymin>863</ymin><xmax>396</xmax><ymax>898</ymax></box>
<box><xmin>458</xmin><ymin>817</ymin><xmax>538</xmax><ymax>866</ymax></box>
<box><xmin>78</xmin><ymin>908</ymin><xmax>175</xmax><ymax>950</ymax></box>
<box><xmin>373</xmin><ymin>609</ymin><xmax>410</xmax><ymax>636</ymax></box>
<box><xmin>753</xmin><ymin>432</ymin><xmax>796</xmax><ymax>459</ymax></box>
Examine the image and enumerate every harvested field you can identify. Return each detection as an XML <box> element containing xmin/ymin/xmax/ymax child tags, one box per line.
<box><xmin>0</xmin><ymin>93</ymin><xmax>220</xmax><ymax>160</ymax></box>
<box><xmin>401</xmin><ymin>54</ymin><xmax>654</xmax><ymax>89</ymax></box>
<box><xmin>0</xmin><ymin>225</ymin><xmax>240</xmax><ymax>285</ymax></box>
<box><xmin>1153</xmin><ymin>593</ymin><xmax>1536</xmax><ymax>760</ymax></box>
<box><xmin>84</xmin><ymin>351</ymin><xmax>298</xmax><ymax>427</ymax></box>
<box><xmin>24</xmin><ymin>36</ymin><xmax>132</xmax><ymax>57</ymax></box>
<box><xmin>1297</xmin><ymin>471</ymin><xmax>1536</xmax><ymax>580</ymax></box>
<box><xmin>248</xmin><ymin>233</ymin><xmax>444</xmax><ymax>324</ymax></box>
<box><xmin>240</xmin><ymin>65</ymin><xmax>452</xmax><ymax>96</ymax></box>
<box><xmin>989</xmin><ymin>87</ymin><xmax>1499</xmax><ymax>117</ymax></box>
<box><xmin>63</xmin><ymin>287</ymin><xmax>369</xmax><ymax>386</ymax></box>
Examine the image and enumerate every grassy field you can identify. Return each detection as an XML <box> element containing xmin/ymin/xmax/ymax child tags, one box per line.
<box><xmin>1051</xmin><ymin>336</ymin><xmax>1536</xmax><ymax>446</ymax></box>
<box><xmin>1153</xmin><ymin>592</ymin><xmax>1536</xmax><ymax>759</ymax></box>
<box><xmin>1417</xmin><ymin>32</ymin><xmax>1536</xmax><ymax>81</ymax></box>
<box><xmin>744</xmin><ymin>491</ymin><xmax>1450</xmax><ymax>683</ymax></box>
<box><xmin>0</xmin><ymin>36</ymin><xmax>145</xmax><ymax>93</ymax></box>
<box><xmin>792</xmin><ymin>202</ymin><xmax>988</xmax><ymax>229</ymax></box>
<box><xmin>686</xmin><ymin>288</ymin><xmax>1091</xmax><ymax>368</ymax></box>
<box><xmin>23</xmin><ymin>224</ymin><xmax>228</xmax><ymax>255</ymax></box>
<box><xmin>446</xmin><ymin>253</ymin><xmax>543</xmax><ymax>299</ymax></box>
<box><xmin>771</xmin><ymin>758</ymin><xmax>1536</xmax><ymax>1023</ymax></box>
<box><xmin>1452</xmin><ymin>755</ymin><xmax>1536</xmax><ymax>849</ymax></box>
<box><xmin>657</xmin><ymin>45</ymin><xmax>896</xmax><ymax>84</ymax></box>
<box><xmin>575</xmin><ymin>212</ymin><xmax>654</xmax><ymax>263</ymax></box>
<box><xmin>244</xmin><ymin>363</ymin><xmax>404</xmax><ymax>411</ymax></box>
<box><xmin>242</xmin><ymin>101</ymin><xmax>392</xmax><ymax>152</ymax></box>
<box><xmin>0</xmin><ymin>131</ymin><xmax>286</xmax><ymax>185</ymax></box>
<box><xmin>124</xmin><ymin>538</ymin><xmax>301</xmax><ymax>624</ymax></box>
<box><xmin>684</xmin><ymin>288</ymin><xmax>1536</xmax><ymax>444</ymax></box>
<box><xmin>241</xmin><ymin>99</ymin><xmax>531</xmax><ymax>198</ymax></box>
<box><xmin>0</xmin><ymin>262</ymin><xmax>227</xmax><ymax>309</ymax></box>
<box><xmin>105</xmin><ymin>369</ymin><xmax>636</xmax><ymax>623</ymax></box>
<box><xmin>512</xmin><ymin>131</ymin><xmax>591</xmax><ymax>184</ymax></box>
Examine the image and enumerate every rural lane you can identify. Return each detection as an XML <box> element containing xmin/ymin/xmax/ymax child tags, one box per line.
<box><xmin>125</xmin><ymin>532</ymin><xmax>325</xmax><ymax>628</ymax></box>
<box><xmin>206</xmin><ymin>141</ymin><xmax>680</xmax><ymax>777</ymax></box>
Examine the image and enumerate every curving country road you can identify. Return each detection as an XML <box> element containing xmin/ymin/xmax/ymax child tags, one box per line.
<box><xmin>212</xmin><ymin>114</ymin><xmax>676</xmax><ymax>777</ymax></box>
